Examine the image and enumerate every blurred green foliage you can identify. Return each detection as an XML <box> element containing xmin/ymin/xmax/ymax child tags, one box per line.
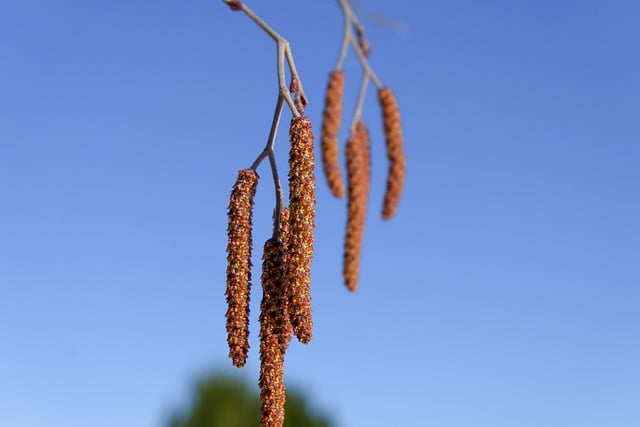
<box><xmin>168</xmin><ymin>372</ymin><xmax>334</xmax><ymax>427</ymax></box>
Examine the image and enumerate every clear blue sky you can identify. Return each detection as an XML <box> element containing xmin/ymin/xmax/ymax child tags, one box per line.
<box><xmin>1</xmin><ymin>1</ymin><xmax>639</xmax><ymax>426</ymax></box>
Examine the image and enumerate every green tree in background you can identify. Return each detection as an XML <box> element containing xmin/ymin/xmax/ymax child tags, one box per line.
<box><xmin>168</xmin><ymin>373</ymin><xmax>334</xmax><ymax>427</ymax></box>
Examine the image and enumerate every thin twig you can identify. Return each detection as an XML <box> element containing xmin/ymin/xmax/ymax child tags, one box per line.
<box><xmin>335</xmin><ymin>0</ymin><xmax>383</xmax><ymax>89</ymax></box>
<box><xmin>269</xmin><ymin>151</ymin><xmax>285</xmax><ymax>240</ymax></box>
<box><xmin>349</xmin><ymin>37</ymin><xmax>382</xmax><ymax>89</ymax></box>
<box><xmin>284</xmin><ymin>49</ymin><xmax>308</xmax><ymax>112</ymax></box>
<box><xmin>223</xmin><ymin>0</ymin><xmax>307</xmax><ymax>116</ymax></box>
<box><xmin>350</xmin><ymin>74</ymin><xmax>370</xmax><ymax>132</ymax></box>
<box><xmin>334</xmin><ymin>4</ymin><xmax>351</xmax><ymax>70</ymax></box>
<box><xmin>224</xmin><ymin>0</ymin><xmax>310</xmax><ymax>237</ymax></box>
<box><xmin>250</xmin><ymin>94</ymin><xmax>285</xmax><ymax>238</ymax></box>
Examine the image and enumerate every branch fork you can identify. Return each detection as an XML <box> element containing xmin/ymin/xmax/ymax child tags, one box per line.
<box><xmin>223</xmin><ymin>0</ymin><xmax>309</xmax><ymax>237</ymax></box>
<box><xmin>335</xmin><ymin>0</ymin><xmax>383</xmax><ymax>131</ymax></box>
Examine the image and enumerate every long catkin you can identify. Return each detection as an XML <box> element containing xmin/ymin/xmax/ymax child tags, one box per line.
<box><xmin>378</xmin><ymin>87</ymin><xmax>405</xmax><ymax>220</ymax></box>
<box><xmin>320</xmin><ymin>70</ymin><xmax>346</xmax><ymax>198</ymax></box>
<box><xmin>259</xmin><ymin>237</ymin><xmax>288</xmax><ymax>427</ymax></box>
<box><xmin>277</xmin><ymin>208</ymin><xmax>293</xmax><ymax>352</ymax></box>
<box><xmin>225</xmin><ymin>168</ymin><xmax>258</xmax><ymax>368</ymax></box>
<box><xmin>287</xmin><ymin>116</ymin><xmax>315</xmax><ymax>344</ymax></box>
<box><xmin>343</xmin><ymin>121</ymin><xmax>371</xmax><ymax>292</ymax></box>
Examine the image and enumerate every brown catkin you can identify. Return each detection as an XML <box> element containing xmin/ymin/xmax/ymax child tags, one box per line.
<box><xmin>287</xmin><ymin>116</ymin><xmax>315</xmax><ymax>344</ymax></box>
<box><xmin>320</xmin><ymin>70</ymin><xmax>346</xmax><ymax>198</ymax></box>
<box><xmin>343</xmin><ymin>121</ymin><xmax>371</xmax><ymax>292</ymax></box>
<box><xmin>259</xmin><ymin>238</ymin><xmax>288</xmax><ymax>427</ymax></box>
<box><xmin>225</xmin><ymin>168</ymin><xmax>258</xmax><ymax>368</ymax></box>
<box><xmin>277</xmin><ymin>208</ymin><xmax>293</xmax><ymax>352</ymax></box>
<box><xmin>378</xmin><ymin>87</ymin><xmax>406</xmax><ymax>220</ymax></box>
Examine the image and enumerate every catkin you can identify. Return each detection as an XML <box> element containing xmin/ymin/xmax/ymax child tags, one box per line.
<box><xmin>259</xmin><ymin>238</ymin><xmax>288</xmax><ymax>427</ymax></box>
<box><xmin>225</xmin><ymin>168</ymin><xmax>258</xmax><ymax>367</ymax></box>
<box><xmin>320</xmin><ymin>70</ymin><xmax>346</xmax><ymax>198</ymax></box>
<box><xmin>287</xmin><ymin>116</ymin><xmax>315</xmax><ymax>344</ymax></box>
<box><xmin>343</xmin><ymin>121</ymin><xmax>371</xmax><ymax>292</ymax></box>
<box><xmin>277</xmin><ymin>208</ymin><xmax>293</xmax><ymax>352</ymax></box>
<box><xmin>378</xmin><ymin>87</ymin><xmax>406</xmax><ymax>220</ymax></box>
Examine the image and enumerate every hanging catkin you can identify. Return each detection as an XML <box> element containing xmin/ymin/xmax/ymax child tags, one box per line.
<box><xmin>320</xmin><ymin>70</ymin><xmax>346</xmax><ymax>198</ymax></box>
<box><xmin>277</xmin><ymin>207</ymin><xmax>293</xmax><ymax>352</ymax></box>
<box><xmin>343</xmin><ymin>121</ymin><xmax>371</xmax><ymax>291</ymax></box>
<box><xmin>287</xmin><ymin>116</ymin><xmax>315</xmax><ymax>343</ymax></box>
<box><xmin>259</xmin><ymin>237</ymin><xmax>288</xmax><ymax>427</ymax></box>
<box><xmin>225</xmin><ymin>168</ymin><xmax>258</xmax><ymax>367</ymax></box>
<box><xmin>378</xmin><ymin>87</ymin><xmax>405</xmax><ymax>220</ymax></box>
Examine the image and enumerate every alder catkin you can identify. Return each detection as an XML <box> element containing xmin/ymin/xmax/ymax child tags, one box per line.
<box><xmin>287</xmin><ymin>116</ymin><xmax>315</xmax><ymax>344</ymax></box>
<box><xmin>320</xmin><ymin>70</ymin><xmax>346</xmax><ymax>198</ymax></box>
<box><xmin>225</xmin><ymin>168</ymin><xmax>258</xmax><ymax>368</ymax></box>
<box><xmin>259</xmin><ymin>238</ymin><xmax>288</xmax><ymax>427</ymax></box>
<box><xmin>343</xmin><ymin>121</ymin><xmax>371</xmax><ymax>292</ymax></box>
<box><xmin>378</xmin><ymin>87</ymin><xmax>406</xmax><ymax>220</ymax></box>
<box><xmin>277</xmin><ymin>208</ymin><xmax>293</xmax><ymax>352</ymax></box>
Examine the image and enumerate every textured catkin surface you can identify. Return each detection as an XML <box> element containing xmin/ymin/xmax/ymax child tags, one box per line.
<box><xmin>277</xmin><ymin>208</ymin><xmax>293</xmax><ymax>352</ymax></box>
<box><xmin>378</xmin><ymin>87</ymin><xmax>405</xmax><ymax>220</ymax></box>
<box><xmin>225</xmin><ymin>168</ymin><xmax>258</xmax><ymax>368</ymax></box>
<box><xmin>287</xmin><ymin>116</ymin><xmax>315</xmax><ymax>344</ymax></box>
<box><xmin>344</xmin><ymin>121</ymin><xmax>371</xmax><ymax>292</ymax></box>
<box><xmin>321</xmin><ymin>70</ymin><xmax>346</xmax><ymax>198</ymax></box>
<box><xmin>259</xmin><ymin>238</ymin><xmax>288</xmax><ymax>427</ymax></box>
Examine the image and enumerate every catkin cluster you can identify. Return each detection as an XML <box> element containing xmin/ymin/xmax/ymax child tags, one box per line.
<box><xmin>221</xmin><ymin>2</ymin><xmax>407</xmax><ymax>426</ymax></box>
<box><xmin>225</xmin><ymin>118</ymin><xmax>315</xmax><ymax>427</ymax></box>
<box><xmin>319</xmin><ymin>70</ymin><xmax>406</xmax><ymax>292</ymax></box>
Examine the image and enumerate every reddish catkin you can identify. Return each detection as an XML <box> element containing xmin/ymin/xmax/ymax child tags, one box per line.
<box><xmin>259</xmin><ymin>238</ymin><xmax>288</xmax><ymax>427</ymax></box>
<box><xmin>287</xmin><ymin>116</ymin><xmax>315</xmax><ymax>344</ymax></box>
<box><xmin>378</xmin><ymin>87</ymin><xmax>406</xmax><ymax>220</ymax></box>
<box><xmin>343</xmin><ymin>121</ymin><xmax>371</xmax><ymax>292</ymax></box>
<box><xmin>225</xmin><ymin>168</ymin><xmax>258</xmax><ymax>368</ymax></box>
<box><xmin>277</xmin><ymin>208</ymin><xmax>293</xmax><ymax>352</ymax></box>
<box><xmin>320</xmin><ymin>70</ymin><xmax>346</xmax><ymax>198</ymax></box>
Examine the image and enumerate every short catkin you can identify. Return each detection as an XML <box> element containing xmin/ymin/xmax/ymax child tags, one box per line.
<box><xmin>287</xmin><ymin>116</ymin><xmax>315</xmax><ymax>344</ymax></box>
<box><xmin>321</xmin><ymin>70</ymin><xmax>346</xmax><ymax>198</ymax></box>
<box><xmin>259</xmin><ymin>237</ymin><xmax>288</xmax><ymax>427</ymax></box>
<box><xmin>378</xmin><ymin>87</ymin><xmax>406</xmax><ymax>220</ymax></box>
<box><xmin>343</xmin><ymin>121</ymin><xmax>371</xmax><ymax>292</ymax></box>
<box><xmin>225</xmin><ymin>168</ymin><xmax>259</xmax><ymax>367</ymax></box>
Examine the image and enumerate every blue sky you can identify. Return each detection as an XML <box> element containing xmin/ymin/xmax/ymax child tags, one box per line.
<box><xmin>1</xmin><ymin>0</ymin><xmax>639</xmax><ymax>426</ymax></box>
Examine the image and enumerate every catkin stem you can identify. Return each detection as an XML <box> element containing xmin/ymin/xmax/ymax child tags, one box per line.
<box><xmin>350</xmin><ymin>73</ymin><xmax>370</xmax><ymax>133</ymax></box>
<box><xmin>335</xmin><ymin>0</ymin><xmax>383</xmax><ymax>89</ymax></box>
<box><xmin>222</xmin><ymin>0</ymin><xmax>306</xmax><ymax>116</ymax></box>
<box><xmin>250</xmin><ymin>96</ymin><xmax>288</xmax><ymax>240</ymax></box>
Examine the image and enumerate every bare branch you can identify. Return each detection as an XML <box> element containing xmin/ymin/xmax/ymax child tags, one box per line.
<box><xmin>223</xmin><ymin>0</ymin><xmax>311</xmax><ymax>238</ymax></box>
<box><xmin>335</xmin><ymin>0</ymin><xmax>383</xmax><ymax>89</ymax></box>
<box><xmin>223</xmin><ymin>0</ymin><xmax>307</xmax><ymax>116</ymax></box>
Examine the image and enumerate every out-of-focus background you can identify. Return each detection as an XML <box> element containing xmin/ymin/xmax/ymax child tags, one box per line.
<box><xmin>1</xmin><ymin>1</ymin><xmax>639</xmax><ymax>426</ymax></box>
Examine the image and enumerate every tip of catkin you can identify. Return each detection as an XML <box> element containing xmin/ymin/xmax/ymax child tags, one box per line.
<box><xmin>225</xmin><ymin>168</ymin><xmax>259</xmax><ymax>368</ymax></box>
<box><xmin>378</xmin><ymin>87</ymin><xmax>405</xmax><ymax>220</ymax></box>
<box><xmin>321</xmin><ymin>70</ymin><xmax>346</xmax><ymax>199</ymax></box>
